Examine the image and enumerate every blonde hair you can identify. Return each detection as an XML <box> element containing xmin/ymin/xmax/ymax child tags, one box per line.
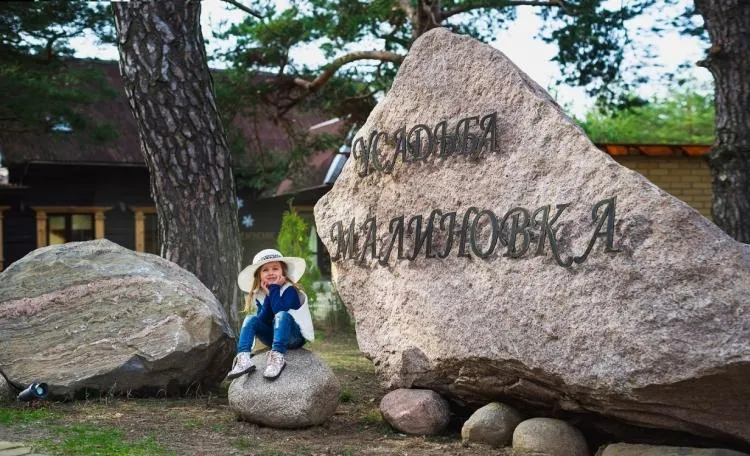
<box><xmin>242</xmin><ymin>261</ymin><xmax>303</xmax><ymax>314</ymax></box>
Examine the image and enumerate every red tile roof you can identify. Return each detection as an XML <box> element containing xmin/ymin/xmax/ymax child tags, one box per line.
<box><xmin>0</xmin><ymin>60</ymin><xmax>345</xmax><ymax>168</ymax></box>
<box><xmin>596</xmin><ymin>143</ymin><xmax>711</xmax><ymax>157</ymax></box>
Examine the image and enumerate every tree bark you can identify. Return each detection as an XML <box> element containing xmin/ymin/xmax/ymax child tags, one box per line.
<box><xmin>112</xmin><ymin>0</ymin><xmax>242</xmax><ymax>327</ymax></box>
<box><xmin>695</xmin><ymin>0</ymin><xmax>750</xmax><ymax>243</ymax></box>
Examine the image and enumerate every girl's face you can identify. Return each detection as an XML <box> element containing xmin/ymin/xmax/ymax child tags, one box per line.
<box><xmin>259</xmin><ymin>261</ymin><xmax>285</xmax><ymax>286</ymax></box>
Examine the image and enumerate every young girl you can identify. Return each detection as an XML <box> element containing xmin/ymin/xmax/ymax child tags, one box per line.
<box><xmin>226</xmin><ymin>248</ymin><xmax>315</xmax><ymax>380</ymax></box>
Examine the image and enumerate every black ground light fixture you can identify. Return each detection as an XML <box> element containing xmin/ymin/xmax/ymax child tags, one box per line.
<box><xmin>17</xmin><ymin>382</ymin><xmax>48</xmax><ymax>402</ymax></box>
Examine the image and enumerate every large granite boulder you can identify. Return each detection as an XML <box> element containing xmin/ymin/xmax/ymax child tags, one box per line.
<box><xmin>313</xmin><ymin>28</ymin><xmax>750</xmax><ymax>448</ymax></box>
<box><xmin>0</xmin><ymin>239</ymin><xmax>235</xmax><ymax>398</ymax></box>
<box><xmin>228</xmin><ymin>349</ymin><xmax>340</xmax><ymax>428</ymax></box>
<box><xmin>597</xmin><ymin>444</ymin><xmax>749</xmax><ymax>456</ymax></box>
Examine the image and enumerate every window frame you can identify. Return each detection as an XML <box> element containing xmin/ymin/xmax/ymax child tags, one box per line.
<box><xmin>31</xmin><ymin>206</ymin><xmax>112</xmax><ymax>248</ymax></box>
<box><xmin>129</xmin><ymin>206</ymin><xmax>158</xmax><ymax>254</ymax></box>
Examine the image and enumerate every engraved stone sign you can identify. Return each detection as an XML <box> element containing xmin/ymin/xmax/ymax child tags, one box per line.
<box><xmin>314</xmin><ymin>28</ymin><xmax>750</xmax><ymax>447</ymax></box>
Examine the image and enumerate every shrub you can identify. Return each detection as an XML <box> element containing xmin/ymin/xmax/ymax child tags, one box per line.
<box><xmin>276</xmin><ymin>202</ymin><xmax>322</xmax><ymax>305</ymax></box>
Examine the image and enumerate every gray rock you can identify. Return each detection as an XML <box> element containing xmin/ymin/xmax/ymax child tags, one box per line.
<box><xmin>314</xmin><ymin>27</ymin><xmax>750</xmax><ymax>445</ymax></box>
<box><xmin>0</xmin><ymin>374</ymin><xmax>12</xmax><ymax>402</ymax></box>
<box><xmin>513</xmin><ymin>417</ymin><xmax>589</xmax><ymax>456</ymax></box>
<box><xmin>596</xmin><ymin>443</ymin><xmax>749</xmax><ymax>456</ymax></box>
<box><xmin>380</xmin><ymin>388</ymin><xmax>450</xmax><ymax>435</ymax></box>
<box><xmin>0</xmin><ymin>239</ymin><xmax>235</xmax><ymax>398</ymax></box>
<box><xmin>461</xmin><ymin>402</ymin><xmax>522</xmax><ymax>448</ymax></box>
<box><xmin>228</xmin><ymin>349</ymin><xmax>340</xmax><ymax>428</ymax></box>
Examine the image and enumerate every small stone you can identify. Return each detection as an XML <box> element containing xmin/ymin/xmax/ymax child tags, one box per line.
<box><xmin>379</xmin><ymin>388</ymin><xmax>451</xmax><ymax>435</ymax></box>
<box><xmin>461</xmin><ymin>402</ymin><xmax>522</xmax><ymax>448</ymax></box>
<box><xmin>512</xmin><ymin>417</ymin><xmax>589</xmax><ymax>456</ymax></box>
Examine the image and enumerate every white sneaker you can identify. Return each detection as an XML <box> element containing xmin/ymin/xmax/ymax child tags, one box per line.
<box><xmin>226</xmin><ymin>352</ymin><xmax>255</xmax><ymax>380</ymax></box>
<box><xmin>263</xmin><ymin>350</ymin><xmax>286</xmax><ymax>379</ymax></box>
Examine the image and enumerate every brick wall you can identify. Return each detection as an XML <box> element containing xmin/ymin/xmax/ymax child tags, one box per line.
<box><xmin>614</xmin><ymin>156</ymin><xmax>713</xmax><ymax>219</ymax></box>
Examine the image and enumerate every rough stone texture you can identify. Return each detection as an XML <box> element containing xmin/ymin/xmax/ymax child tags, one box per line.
<box><xmin>0</xmin><ymin>239</ymin><xmax>235</xmax><ymax>398</ymax></box>
<box><xmin>379</xmin><ymin>388</ymin><xmax>451</xmax><ymax>435</ymax></box>
<box><xmin>461</xmin><ymin>402</ymin><xmax>522</xmax><ymax>448</ymax></box>
<box><xmin>596</xmin><ymin>443</ymin><xmax>749</xmax><ymax>456</ymax></box>
<box><xmin>313</xmin><ymin>27</ymin><xmax>750</xmax><ymax>448</ymax></box>
<box><xmin>513</xmin><ymin>417</ymin><xmax>589</xmax><ymax>456</ymax></box>
<box><xmin>0</xmin><ymin>375</ymin><xmax>12</xmax><ymax>403</ymax></box>
<box><xmin>228</xmin><ymin>349</ymin><xmax>340</xmax><ymax>428</ymax></box>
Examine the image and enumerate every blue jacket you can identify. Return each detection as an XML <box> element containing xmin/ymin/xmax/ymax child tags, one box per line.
<box><xmin>256</xmin><ymin>283</ymin><xmax>302</xmax><ymax>324</ymax></box>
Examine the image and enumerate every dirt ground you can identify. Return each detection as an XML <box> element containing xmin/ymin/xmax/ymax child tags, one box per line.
<box><xmin>1</xmin><ymin>331</ymin><xmax>513</xmax><ymax>456</ymax></box>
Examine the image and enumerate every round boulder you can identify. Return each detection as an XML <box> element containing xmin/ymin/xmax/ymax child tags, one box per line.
<box><xmin>228</xmin><ymin>349</ymin><xmax>340</xmax><ymax>428</ymax></box>
<box><xmin>0</xmin><ymin>239</ymin><xmax>235</xmax><ymax>399</ymax></box>
<box><xmin>461</xmin><ymin>401</ymin><xmax>522</xmax><ymax>447</ymax></box>
<box><xmin>380</xmin><ymin>388</ymin><xmax>451</xmax><ymax>435</ymax></box>
<box><xmin>512</xmin><ymin>417</ymin><xmax>589</xmax><ymax>456</ymax></box>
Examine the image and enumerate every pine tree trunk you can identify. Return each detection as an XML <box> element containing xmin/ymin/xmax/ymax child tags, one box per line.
<box><xmin>695</xmin><ymin>0</ymin><xmax>750</xmax><ymax>243</ymax></box>
<box><xmin>112</xmin><ymin>0</ymin><xmax>242</xmax><ymax>327</ymax></box>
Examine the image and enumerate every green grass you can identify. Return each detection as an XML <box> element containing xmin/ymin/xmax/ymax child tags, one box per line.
<box><xmin>231</xmin><ymin>437</ymin><xmax>252</xmax><ymax>450</ymax></box>
<box><xmin>0</xmin><ymin>406</ymin><xmax>57</xmax><ymax>425</ymax></box>
<box><xmin>339</xmin><ymin>389</ymin><xmax>353</xmax><ymax>403</ymax></box>
<box><xmin>181</xmin><ymin>417</ymin><xmax>203</xmax><ymax>430</ymax></box>
<box><xmin>35</xmin><ymin>425</ymin><xmax>169</xmax><ymax>456</ymax></box>
<box><xmin>361</xmin><ymin>409</ymin><xmax>383</xmax><ymax>425</ymax></box>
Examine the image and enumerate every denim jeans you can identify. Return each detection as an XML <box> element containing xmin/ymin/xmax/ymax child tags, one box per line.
<box><xmin>237</xmin><ymin>311</ymin><xmax>304</xmax><ymax>354</ymax></box>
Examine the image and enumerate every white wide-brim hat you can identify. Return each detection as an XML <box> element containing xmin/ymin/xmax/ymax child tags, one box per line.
<box><xmin>237</xmin><ymin>248</ymin><xmax>306</xmax><ymax>292</ymax></box>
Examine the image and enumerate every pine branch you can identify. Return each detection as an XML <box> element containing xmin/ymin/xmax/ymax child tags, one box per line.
<box><xmin>293</xmin><ymin>51</ymin><xmax>404</xmax><ymax>92</ymax></box>
<box><xmin>220</xmin><ymin>0</ymin><xmax>263</xmax><ymax>19</ymax></box>
<box><xmin>442</xmin><ymin>0</ymin><xmax>569</xmax><ymax>20</ymax></box>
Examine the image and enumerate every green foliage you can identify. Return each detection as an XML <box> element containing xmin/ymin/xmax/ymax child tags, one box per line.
<box><xmin>0</xmin><ymin>1</ymin><xmax>117</xmax><ymax>138</ymax></box>
<box><xmin>578</xmin><ymin>86</ymin><xmax>714</xmax><ymax>144</ymax></box>
<box><xmin>214</xmin><ymin>0</ymin><xmax>707</xmax><ymax>124</ymax></box>
<box><xmin>276</xmin><ymin>203</ymin><xmax>322</xmax><ymax>303</ymax></box>
<box><xmin>36</xmin><ymin>425</ymin><xmax>167</xmax><ymax>456</ymax></box>
<box><xmin>213</xmin><ymin>68</ymin><xmax>346</xmax><ymax>193</ymax></box>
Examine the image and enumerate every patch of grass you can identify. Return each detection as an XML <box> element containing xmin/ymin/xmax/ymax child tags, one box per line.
<box><xmin>232</xmin><ymin>437</ymin><xmax>252</xmax><ymax>450</ymax></box>
<box><xmin>361</xmin><ymin>409</ymin><xmax>383</xmax><ymax>425</ymax></box>
<box><xmin>0</xmin><ymin>406</ymin><xmax>56</xmax><ymax>425</ymax></box>
<box><xmin>339</xmin><ymin>390</ymin><xmax>353</xmax><ymax>403</ymax></box>
<box><xmin>35</xmin><ymin>425</ymin><xmax>169</xmax><ymax>456</ymax></box>
<box><xmin>182</xmin><ymin>417</ymin><xmax>203</xmax><ymax>429</ymax></box>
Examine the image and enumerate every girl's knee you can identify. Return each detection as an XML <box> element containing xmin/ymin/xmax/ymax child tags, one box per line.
<box><xmin>243</xmin><ymin>316</ymin><xmax>263</xmax><ymax>329</ymax></box>
<box><xmin>274</xmin><ymin>311</ymin><xmax>290</xmax><ymax>322</ymax></box>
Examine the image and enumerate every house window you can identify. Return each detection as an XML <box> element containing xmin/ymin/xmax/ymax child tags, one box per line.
<box><xmin>32</xmin><ymin>207</ymin><xmax>111</xmax><ymax>248</ymax></box>
<box><xmin>130</xmin><ymin>206</ymin><xmax>159</xmax><ymax>254</ymax></box>
<box><xmin>47</xmin><ymin>214</ymin><xmax>94</xmax><ymax>245</ymax></box>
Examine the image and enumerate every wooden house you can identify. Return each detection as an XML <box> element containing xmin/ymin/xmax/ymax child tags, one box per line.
<box><xmin>0</xmin><ymin>60</ymin><xmax>346</xmax><ymax>273</ymax></box>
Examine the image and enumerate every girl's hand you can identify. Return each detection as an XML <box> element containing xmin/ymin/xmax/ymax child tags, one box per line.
<box><xmin>274</xmin><ymin>275</ymin><xmax>288</xmax><ymax>286</ymax></box>
<box><xmin>260</xmin><ymin>280</ymin><xmax>269</xmax><ymax>294</ymax></box>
